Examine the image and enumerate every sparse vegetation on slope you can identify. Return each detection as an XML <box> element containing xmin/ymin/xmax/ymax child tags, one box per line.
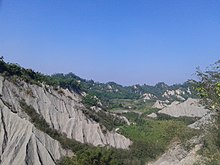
<box><xmin>20</xmin><ymin>100</ymin><xmax>123</xmax><ymax>165</ymax></box>
<box><xmin>156</xmin><ymin>113</ymin><xmax>200</xmax><ymax>125</ymax></box>
<box><xmin>0</xmin><ymin>58</ymin><xmax>80</xmax><ymax>91</ymax></box>
<box><xmin>197</xmin><ymin>115</ymin><xmax>220</xmax><ymax>165</ymax></box>
<box><xmin>82</xmin><ymin>108</ymin><xmax>126</xmax><ymax>131</ymax></box>
<box><xmin>20</xmin><ymin>100</ymin><xmax>88</xmax><ymax>151</ymax></box>
<box><xmin>195</xmin><ymin>60</ymin><xmax>220</xmax><ymax>164</ymax></box>
<box><xmin>119</xmin><ymin>119</ymin><xmax>198</xmax><ymax>163</ymax></box>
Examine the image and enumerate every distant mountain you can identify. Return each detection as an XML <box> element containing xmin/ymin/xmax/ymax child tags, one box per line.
<box><xmin>50</xmin><ymin>73</ymin><xmax>197</xmax><ymax>104</ymax></box>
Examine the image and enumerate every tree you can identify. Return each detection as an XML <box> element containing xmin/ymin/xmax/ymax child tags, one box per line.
<box><xmin>196</xmin><ymin>60</ymin><xmax>220</xmax><ymax>110</ymax></box>
<box><xmin>196</xmin><ymin>60</ymin><xmax>220</xmax><ymax>164</ymax></box>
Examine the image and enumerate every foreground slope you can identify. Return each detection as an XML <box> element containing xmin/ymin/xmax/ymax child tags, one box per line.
<box><xmin>0</xmin><ymin>98</ymin><xmax>68</xmax><ymax>165</ymax></box>
<box><xmin>0</xmin><ymin>76</ymin><xmax>131</xmax><ymax>149</ymax></box>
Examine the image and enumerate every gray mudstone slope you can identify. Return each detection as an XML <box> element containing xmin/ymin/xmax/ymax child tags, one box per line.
<box><xmin>0</xmin><ymin>76</ymin><xmax>131</xmax><ymax>149</ymax></box>
<box><xmin>147</xmin><ymin>137</ymin><xmax>202</xmax><ymax>165</ymax></box>
<box><xmin>0</xmin><ymin>99</ymin><xmax>68</xmax><ymax>165</ymax></box>
<box><xmin>158</xmin><ymin>98</ymin><xmax>209</xmax><ymax>117</ymax></box>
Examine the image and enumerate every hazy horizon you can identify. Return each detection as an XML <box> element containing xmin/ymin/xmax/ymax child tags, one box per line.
<box><xmin>0</xmin><ymin>56</ymin><xmax>201</xmax><ymax>86</ymax></box>
<box><xmin>0</xmin><ymin>0</ymin><xmax>219</xmax><ymax>85</ymax></box>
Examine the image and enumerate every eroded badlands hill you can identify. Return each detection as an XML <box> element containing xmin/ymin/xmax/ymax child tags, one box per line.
<box><xmin>0</xmin><ymin>76</ymin><xmax>131</xmax><ymax>164</ymax></box>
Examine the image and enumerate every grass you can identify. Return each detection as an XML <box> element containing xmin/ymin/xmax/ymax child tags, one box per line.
<box><xmin>156</xmin><ymin>113</ymin><xmax>200</xmax><ymax>125</ymax></box>
<box><xmin>108</xmin><ymin>98</ymin><xmax>155</xmax><ymax>112</ymax></box>
<box><xmin>122</xmin><ymin>112</ymin><xmax>140</xmax><ymax>123</ymax></box>
<box><xmin>119</xmin><ymin>119</ymin><xmax>198</xmax><ymax>163</ymax></box>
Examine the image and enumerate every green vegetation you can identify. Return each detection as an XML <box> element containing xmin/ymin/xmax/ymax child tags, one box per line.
<box><xmin>82</xmin><ymin>109</ymin><xmax>126</xmax><ymax>131</ymax></box>
<box><xmin>119</xmin><ymin>119</ymin><xmax>198</xmax><ymax>163</ymax></box>
<box><xmin>57</xmin><ymin>148</ymin><xmax>123</xmax><ymax>165</ymax></box>
<box><xmin>82</xmin><ymin>94</ymin><xmax>99</xmax><ymax>107</ymax></box>
<box><xmin>0</xmin><ymin>58</ymin><xmax>80</xmax><ymax>91</ymax></box>
<box><xmin>195</xmin><ymin>60</ymin><xmax>220</xmax><ymax>164</ymax></box>
<box><xmin>108</xmin><ymin>98</ymin><xmax>155</xmax><ymax>112</ymax></box>
<box><xmin>198</xmin><ymin>115</ymin><xmax>220</xmax><ymax>165</ymax></box>
<box><xmin>156</xmin><ymin>113</ymin><xmax>200</xmax><ymax>125</ymax></box>
<box><xmin>122</xmin><ymin>112</ymin><xmax>140</xmax><ymax>123</ymax></box>
<box><xmin>85</xmin><ymin>81</ymin><xmax>196</xmax><ymax>109</ymax></box>
<box><xmin>195</xmin><ymin>61</ymin><xmax>220</xmax><ymax>110</ymax></box>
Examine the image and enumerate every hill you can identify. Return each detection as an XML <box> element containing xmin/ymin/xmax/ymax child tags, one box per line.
<box><xmin>0</xmin><ymin>58</ymin><xmax>211</xmax><ymax>165</ymax></box>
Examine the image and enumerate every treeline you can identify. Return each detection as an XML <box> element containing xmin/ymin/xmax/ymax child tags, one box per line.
<box><xmin>0</xmin><ymin>58</ymin><xmax>80</xmax><ymax>91</ymax></box>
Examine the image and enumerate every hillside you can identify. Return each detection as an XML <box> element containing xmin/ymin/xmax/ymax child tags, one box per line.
<box><xmin>0</xmin><ymin>60</ymin><xmax>132</xmax><ymax>164</ymax></box>
<box><xmin>0</xmin><ymin>59</ymin><xmax>213</xmax><ymax>164</ymax></box>
<box><xmin>51</xmin><ymin>73</ymin><xmax>197</xmax><ymax>103</ymax></box>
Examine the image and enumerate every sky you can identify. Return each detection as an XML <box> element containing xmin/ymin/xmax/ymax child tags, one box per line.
<box><xmin>0</xmin><ymin>0</ymin><xmax>219</xmax><ymax>85</ymax></box>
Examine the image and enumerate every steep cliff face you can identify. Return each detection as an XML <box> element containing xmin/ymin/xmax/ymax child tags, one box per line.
<box><xmin>0</xmin><ymin>98</ymin><xmax>68</xmax><ymax>165</ymax></box>
<box><xmin>0</xmin><ymin>76</ymin><xmax>131</xmax><ymax>149</ymax></box>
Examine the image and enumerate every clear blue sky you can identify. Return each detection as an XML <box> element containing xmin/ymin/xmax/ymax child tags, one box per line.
<box><xmin>0</xmin><ymin>0</ymin><xmax>219</xmax><ymax>85</ymax></box>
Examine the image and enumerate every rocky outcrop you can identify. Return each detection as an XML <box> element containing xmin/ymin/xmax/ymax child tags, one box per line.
<box><xmin>0</xmin><ymin>76</ymin><xmax>131</xmax><ymax>149</ymax></box>
<box><xmin>162</xmin><ymin>89</ymin><xmax>190</xmax><ymax>101</ymax></box>
<box><xmin>158</xmin><ymin>98</ymin><xmax>209</xmax><ymax>117</ymax></box>
<box><xmin>152</xmin><ymin>100</ymin><xmax>168</xmax><ymax>109</ymax></box>
<box><xmin>147</xmin><ymin>113</ymin><xmax>157</xmax><ymax>118</ymax></box>
<box><xmin>142</xmin><ymin>93</ymin><xmax>157</xmax><ymax>101</ymax></box>
<box><xmin>0</xmin><ymin>99</ymin><xmax>69</xmax><ymax>165</ymax></box>
<box><xmin>188</xmin><ymin>112</ymin><xmax>215</xmax><ymax>129</ymax></box>
<box><xmin>148</xmin><ymin>137</ymin><xmax>202</xmax><ymax>165</ymax></box>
